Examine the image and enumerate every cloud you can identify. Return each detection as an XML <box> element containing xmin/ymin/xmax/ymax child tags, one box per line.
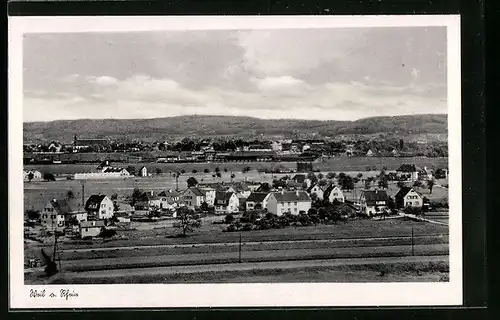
<box><xmin>87</xmin><ymin>76</ymin><xmax>119</xmax><ymax>86</ymax></box>
<box><xmin>22</xmin><ymin>28</ymin><xmax>448</xmax><ymax>122</ymax></box>
<box><xmin>23</xmin><ymin>73</ymin><xmax>447</xmax><ymax>122</ymax></box>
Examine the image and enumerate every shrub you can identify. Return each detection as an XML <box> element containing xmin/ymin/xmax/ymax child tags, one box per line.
<box><xmin>224</xmin><ymin>214</ymin><xmax>235</xmax><ymax>224</ymax></box>
<box><xmin>226</xmin><ymin>224</ymin><xmax>238</xmax><ymax>232</ymax></box>
<box><xmin>241</xmin><ymin>223</ymin><xmax>253</xmax><ymax>231</ymax></box>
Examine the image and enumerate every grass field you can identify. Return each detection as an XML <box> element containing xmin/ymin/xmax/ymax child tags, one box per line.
<box><xmin>29</xmin><ymin>218</ymin><xmax>448</xmax><ymax>251</ymax></box>
<box><xmin>31</xmin><ymin>259</ymin><xmax>449</xmax><ymax>284</ymax></box>
<box><xmin>25</xmin><ymin>156</ymin><xmax>448</xmax><ymax>175</ymax></box>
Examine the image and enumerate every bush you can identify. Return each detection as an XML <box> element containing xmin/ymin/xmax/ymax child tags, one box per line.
<box><xmin>226</xmin><ymin>224</ymin><xmax>238</xmax><ymax>232</ymax></box>
<box><xmin>224</xmin><ymin>214</ymin><xmax>235</xmax><ymax>224</ymax></box>
<box><xmin>241</xmin><ymin>223</ymin><xmax>253</xmax><ymax>231</ymax></box>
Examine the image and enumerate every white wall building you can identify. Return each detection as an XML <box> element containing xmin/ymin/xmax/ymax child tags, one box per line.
<box><xmin>266</xmin><ymin>190</ymin><xmax>311</xmax><ymax>216</ymax></box>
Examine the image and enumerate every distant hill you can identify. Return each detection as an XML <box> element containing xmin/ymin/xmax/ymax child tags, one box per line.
<box><xmin>23</xmin><ymin>114</ymin><xmax>448</xmax><ymax>143</ymax></box>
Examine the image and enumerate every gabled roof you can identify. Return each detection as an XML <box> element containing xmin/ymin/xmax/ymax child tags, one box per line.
<box><xmin>48</xmin><ymin>199</ymin><xmax>80</xmax><ymax>215</ymax></box>
<box><xmin>272</xmin><ymin>191</ymin><xmax>311</xmax><ymax>202</ymax></box>
<box><xmin>292</xmin><ymin>174</ymin><xmax>307</xmax><ymax>183</ymax></box>
<box><xmin>323</xmin><ymin>185</ymin><xmax>342</xmax><ymax>198</ymax></box>
<box><xmin>103</xmin><ymin>167</ymin><xmax>126</xmax><ymax>173</ymax></box>
<box><xmin>185</xmin><ymin>187</ymin><xmax>204</xmax><ymax>197</ymax></box>
<box><xmin>157</xmin><ymin>190</ymin><xmax>180</xmax><ymax>198</ymax></box>
<box><xmin>395</xmin><ymin>187</ymin><xmax>422</xmax><ymax>199</ymax></box>
<box><xmin>85</xmin><ymin>195</ymin><xmax>108</xmax><ymax>210</ymax></box>
<box><xmin>362</xmin><ymin>190</ymin><xmax>390</xmax><ymax>202</ymax></box>
<box><xmin>215</xmin><ymin>191</ymin><xmax>236</xmax><ymax>205</ymax></box>
<box><xmin>246</xmin><ymin>192</ymin><xmax>269</xmax><ymax>203</ymax></box>
<box><xmin>396</xmin><ymin>164</ymin><xmax>421</xmax><ymax>172</ymax></box>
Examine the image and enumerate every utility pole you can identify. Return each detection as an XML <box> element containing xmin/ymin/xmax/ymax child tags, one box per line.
<box><xmin>411</xmin><ymin>227</ymin><xmax>415</xmax><ymax>256</ymax></box>
<box><xmin>175</xmin><ymin>172</ymin><xmax>179</xmax><ymax>191</ymax></box>
<box><xmin>81</xmin><ymin>181</ymin><xmax>85</xmax><ymax>206</ymax></box>
<box><xmin>238</xmin><ymin>232</ymin><xmax>242</xmax><ymax>263</ymax></box>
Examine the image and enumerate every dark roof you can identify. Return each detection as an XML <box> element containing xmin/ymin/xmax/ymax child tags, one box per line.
<box><xmin>246</xmin><ymin>192</ymin><xmax>269</xmax><ymax>203</ymax></box>
<box><xmin>185</xmin><ymin>187</ymin><xmax>204</xmax><ymax>197</ymax></box>
<box><xmin>272</xmin><ymin>191</ymin><xmax>311</xmax><ymax>202</ymax></box>
<box><xmin>395</xmin><ymin>187</ymin><xmax>413</xmax><ymax>199</ymax></box>
<box><xmin>103</xmin><ymin>167</ymin><xmax>125</xmax><ymax>173</ymax></box>
<box><xmin>292</xmin><ymin>174</ymin><xmax>307</xmax><ymax>183</ymax></box>
<box><xmin>395</xmin><ymin>187</ymin><xmax>422</xmax><ymax>200</ymax></box>
<box><xmin>215</xmin><ymin>191</ymin><xmax>235</xmax><ymax>205</ymax></box>
<box><xmin>157</xmin><ymin>190</ymin><xmax>180</xmax><ymax>197</ymax></box>
<box><xmin>323</xmin><ymin>185</ymin><xmax>341</xmax><ymax>198</ymax></box>
<box><xmin>362</xmin><ymin>190</ymin><xmax>390</xmax><ymax>202</ymax></box>
<box><xmin>396</xmin><ymin>164</ymin><xmax>421</xmax><ymax>172</ymax></box>
<box><xmin>85</xmin><ymin>195</ymin><xmax>107</xmax><ymax>211</ymax></box>
<box><xmin>49</xmin><ymin>199</ymin><xmax>79</xmax><ymax>215</ymax></box>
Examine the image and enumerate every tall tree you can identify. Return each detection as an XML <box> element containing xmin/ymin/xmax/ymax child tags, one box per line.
<box><xmin>174</xmin><ymin>207</ymin><xmax>202</xmax><ymax>237</ymax></box>
<box><xmin>427</xmin><ymin>179</ymin><xmax>435</xmax><ymax>194</ymax></box>
<box><xmin>27</xmin><ymin>172</ymin><xmax>34</xmax><ymax>182</ymax></box>
<box><xmin>187</xmin><ymin>177</ymin><xmax>199</xmax><ymax>188</ymax></box>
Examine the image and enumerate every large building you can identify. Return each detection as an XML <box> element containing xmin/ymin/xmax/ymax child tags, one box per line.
<box><xmin>395</xmin><ymin>187</ymin><xmax>423</xmax><ymax>209</ymax></box>
<box><xmin>359</xmin><ymin>190</ymin><xmax>390</xmax><ymax>216</ymax></box>
<box><xmin>266</xmin><ymin>190</ymin><xmax>311</xmax><ymax>216</ymax></box>
<box><xmin>85</xmin><ymin>195</ymin><xmax>114</xmax><ymax>220</ymax></box>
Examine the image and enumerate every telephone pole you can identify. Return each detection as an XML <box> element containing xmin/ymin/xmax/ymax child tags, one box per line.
<box><xmin>411</xmin><ymin>227</ymin><xmax>415</xmax><ymax>256</ymax></box>
<box><xmin>238</xmin><ymin>232</ymin><xmax>242</xmax><ymax>263</ymax></box>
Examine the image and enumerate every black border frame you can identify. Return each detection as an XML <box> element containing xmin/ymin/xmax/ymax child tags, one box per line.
<box><xmin>5</xmin><ymin>0</ymin><xmax>487</xmax><ymax>317</ymax></box>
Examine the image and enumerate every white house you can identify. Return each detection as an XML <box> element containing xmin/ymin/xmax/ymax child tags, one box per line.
<box><xmin>366</xmin><ymin>149</ymin><xmax>375</xmax><ymax>157</ymax></box>
<box><xmin>214</xmin><ymin>192</ymin><xmax>240</xmax><ymax>214</ymax></box>
<box><xmin>85</xmin><ymin>195</ymin><xmax>114</xmax><ymax>220</ymax></box>
<box><xmin>182</xmin><ymin>187</ymin><xmax>205</xmax><ymax>208</ymax></box>
<box><xmin>266</xmin><ymin>190</ymin><xmax>312</xmax><ymax>216</ymax></box>
<box><xmin>23</xmin><ymin>169</ymin><xmax>43</xmax><ymax>181</ymax></box>
<box><xmin>79</xmin><ymin>220</ymin><xmax>105</xmax><ymax>239</ymax></box>
<box><xmin>396</xmin><ymin>164</ymin><xmax>420</xmax><ymax>181</ymax></box>
<box><xmin>41</xmin><ymin>199</ymin><xmax>72</xmax><ymax>232</ymax></box>
<box><xmin>359</xmin><ymin>190</ymin><xmax>390</xmax><ymax>216</ymax></box>
<box><xmin>138</xmin><ymin>166</ymin><xmax>148</xmax><ymax>177</ymax></box>
<box><xmin>324</xmin><ymin>185</ymin><xmax>345</xmax><ymax>203</ymax></box>
<box><xmin>395</xmin><ymin>187</ymin><xmax>423</xmax><ymax>209</ymax></box>
<box><xmin>245</xmin><ymin>192</ymin><xmax>270</xmax><ymax>211</ymax></box>
<box><xmin>74</xmin><ymin>167</ymin><xmax>131</xmax><ymax>180</ymax></box>
<box><xmin>198</xmin><ymin>187</ymin><xmax>216</xmax><ymax>206</ymax></box>
<box><xmin>306</xmin><ymin>183</ymin><xmax>325</xmax><ymax>201</ymax></box>
<box><xmin>291</xmin><ymin>174</ymin><xmax>312</xmax><ymax>188</ymax></box>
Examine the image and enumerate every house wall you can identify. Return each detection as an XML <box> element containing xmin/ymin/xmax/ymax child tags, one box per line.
<box><xmin>328</xmin><ymin>188</ymin><xmax>345</xmax><ymax>203</ymax></box>
<box><xmin>98</xmin><ymin>197</ymin><xmax>114</xmax><ymax>220</ymax></box>
<box><xmin>310</xmin><ymin>186</ymin><xmax>324</xmax><ymax>200</ymax></box>
<box><xmin>266</xmin><ymin>194</ymin><xmax>278</xmax><ymax>214</ymax></box>
<box><xmin>183</xmin><ymin>189</ymin><xmax>204</xmax><ymax>208</ymax></box>
<box><xmin>80</xmin><ymin>226</ymin><xmax>102</xmax><ymax>238</ymax></box>
<box><xmin>74</xmin><ymin>172</ymin><xmax>131</xmax><ymax>180</ymax></box>
<box><xmin>204</xmin><ymin>190</ymin><xmax>216</xmax><ymax>206</ymax></box>
<box><xmin>404</xmin><ymin>190</ymin><xmax>423</xmax><ymax>208</ymax></box>
<box><xmin>41</xmin><ymin>204</ymin><xmax>65</xmax><ymax>231</ymax></box>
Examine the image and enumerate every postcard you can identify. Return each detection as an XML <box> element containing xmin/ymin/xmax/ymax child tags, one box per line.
<box><xmin>9</xmin><ymin>14</ymin><xmax>462</xmax><ymax>308</ymax></box>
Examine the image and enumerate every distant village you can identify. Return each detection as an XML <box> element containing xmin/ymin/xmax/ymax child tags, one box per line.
<box><xmin>23</xmin><ymin>134</ymin><xmax>448</xmax><ymax>165</ymax></box>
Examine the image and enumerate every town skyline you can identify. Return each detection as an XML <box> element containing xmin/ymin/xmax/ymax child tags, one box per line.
<box><xmin>23</xmin><ymin>27</ymin><xmax>447</xmax><ymax>122</ymax></box>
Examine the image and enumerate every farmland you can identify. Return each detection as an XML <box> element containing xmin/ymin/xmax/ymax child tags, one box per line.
<box><xmin>24</xmin><ymin>156</ymin><xmax>448</xmax><ymax>175</ymax></box>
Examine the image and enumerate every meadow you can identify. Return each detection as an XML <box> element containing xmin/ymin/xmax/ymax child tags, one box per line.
<box><xmin>24</xmin><ymin>156</ymin><xmax>448</xmax><ymax>175</ymax></box>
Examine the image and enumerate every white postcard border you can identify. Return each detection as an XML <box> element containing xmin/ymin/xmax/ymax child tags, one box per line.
<box><xmin>8</xmin><ymin>15</ymin><xmax>462</xmax><ymax>309</ymax></box>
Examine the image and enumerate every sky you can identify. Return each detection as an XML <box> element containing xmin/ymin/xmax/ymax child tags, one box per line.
<box><xmin>23</xmin><ymin>27</ymin><xmax>447</xmax><ymax>122</ymax></box>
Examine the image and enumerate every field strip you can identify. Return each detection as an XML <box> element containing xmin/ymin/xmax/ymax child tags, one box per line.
<box><xmin>58</xmin><ymin>255</ymin><xmax>450</xmax><ymax>279</ymax></box>
<box><xmin>59</xmin><ymin>234</ymin><xmax>449</xmax><ymax>253</ymax></box>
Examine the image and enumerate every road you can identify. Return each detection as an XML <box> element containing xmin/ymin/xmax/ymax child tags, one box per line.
<box><xmin>58</xmin><ymin>243</ymin><xmax>449</xmax><ymax>272</ymax></box>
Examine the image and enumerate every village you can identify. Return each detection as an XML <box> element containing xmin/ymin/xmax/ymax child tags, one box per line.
<box><xmin>23</xmin><ymin>156</ymin><xmax>449</xmax><ymax>279</ymax></box>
